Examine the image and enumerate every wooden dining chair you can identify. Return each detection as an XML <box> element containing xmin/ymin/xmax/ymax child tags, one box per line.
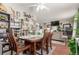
<box><xmin>44</xmin><ymin>32</ymin><xmax>53</xmax><ymax>54</ymax></box>
<box><xmin>49</xmin><ymin>32</ymin><xmax>53</xmax><ymax>49</ymax></box>
<box><xmin>44</xmin><ymin>32</ymin><xmax>50</xmax><ymax>54</ymax></box>
<box><xmin>1</xmin><ymin>29</ymin><xmax>10</xmax><ymax>55</ymax></box>
<box><xmin>7</xmin><ymin>32</ymin><xmax>31</xmax><ymax>55</ymax></box>
<box><xmin>37</xmin><ymin>31</ymin><xmax>50</xmax><ymax>55</ymax></box>
<box><xmin>44</xmin><ymin>32</ymin><xmax>52</xmax><ymax>54</ymax></box>
<box><xmin>1</xmin><ymin>41</ymin><xmax>9</xmax><ymax>55</ymax></box>
<box><xmin>41</xmin><ymin>30</ymin><xmax>53</xmax><ymax>54</ymax></box>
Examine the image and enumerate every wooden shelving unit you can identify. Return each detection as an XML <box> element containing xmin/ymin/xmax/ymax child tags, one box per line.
<box><xmin>0</xmin><ymin>12</ymin><xmax>10</xmax><ymax>38</ymax></box>
<box><xmin>10</xmin><ymin>19</ymin><xmax>21</xmax><ymax>36</ymax></box>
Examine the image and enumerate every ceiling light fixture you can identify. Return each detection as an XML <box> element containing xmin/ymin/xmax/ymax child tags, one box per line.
<box><xmin>36</xmin><ymin>3</ymin><xmax>48</xmax><ymax>11</ymax></box>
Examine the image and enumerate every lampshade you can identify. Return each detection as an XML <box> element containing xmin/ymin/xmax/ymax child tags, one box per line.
<box><xmin>0</xmin><ymin>3</ymin><xmax>7</xmax><ymax>12</ymax></box>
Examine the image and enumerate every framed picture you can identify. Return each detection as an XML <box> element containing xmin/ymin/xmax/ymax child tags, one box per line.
<box><xmin>63</xmin><ymin>24</ymin><xmax>71</xmax><ymax>30</ymax></box>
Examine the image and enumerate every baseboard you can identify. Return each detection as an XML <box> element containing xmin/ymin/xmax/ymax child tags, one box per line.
<box><xmin>52</xmin><ymin>39</ymin><xmax>64</xmax><ymax>42</ymax></box>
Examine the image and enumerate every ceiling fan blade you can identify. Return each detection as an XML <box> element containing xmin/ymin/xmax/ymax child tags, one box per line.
<box><xmin>27</xmin><ymin>4</ymin><xmax>38</xmax><ymax>8</ymax></box>
<box><xmin>26</xmin><ymin>3</ymin><xmax>49</xmax><ymax>11</ymax></box>
<box><xmin>31</xmin><ymin>4</ymin><xmax>38</xmax><ymax>6</ymax></box>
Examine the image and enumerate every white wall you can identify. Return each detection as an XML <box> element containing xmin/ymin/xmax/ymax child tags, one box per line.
<box><xmin>72</xmin><ymin>17</ymin><xmax>77</xmax><ymax>38</ymax></box>
<box><xmin>60</xmin><ymin>18</ymin><xmax>74</xmax><ymax>26</ymax></box>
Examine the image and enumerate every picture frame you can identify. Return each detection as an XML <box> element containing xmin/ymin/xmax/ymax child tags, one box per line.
<box><xmin>63</xmin><ymin>24</ymin><xmax>71</xmax><ymax>30</ymax></box>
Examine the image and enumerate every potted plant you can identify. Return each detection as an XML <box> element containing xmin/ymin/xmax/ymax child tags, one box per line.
<box><xmin>68</xmin><ymin>38</ymin><xmax>76</xmax><ymax>55</ymax></box>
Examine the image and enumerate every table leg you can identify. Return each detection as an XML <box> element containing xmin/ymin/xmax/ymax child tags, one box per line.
<box><xmin>33</xmin><ymin>42</ymin><xmax>36</xmax><ymax>55</ymax></box>
<box><xmin>50</xmin><ymin>39</ymin><xmax>52</xmax><ymax>49</ymax></box>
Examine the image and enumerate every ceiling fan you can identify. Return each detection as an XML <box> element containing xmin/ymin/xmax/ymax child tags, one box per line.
<box><xmin>28</xmin><ymin>3</ymin><xmax>49</xmax><ymax>11</ymax></box>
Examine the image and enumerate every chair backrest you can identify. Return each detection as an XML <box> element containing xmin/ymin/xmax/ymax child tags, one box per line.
<box><xmin>42</xmin><ymin>30</ymin><xmax>50</xmax><ymax>44</ymax></box>
<box><xmin>49</xmin><ymin>32</ymin><xmax>53</xmax><ymax>40</ymax></box>
<box><xmin>42</xmin><ymin>29</ymin><xmax>53</xmax><ymax>45</ymax></box>
<box><xmin>7</xmin><ymin>30</ymin><xmax>18</xmax><ymax>52</ymax></box>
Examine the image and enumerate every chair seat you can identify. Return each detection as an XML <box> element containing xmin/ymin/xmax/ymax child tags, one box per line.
<box><xmin>17</xmin><ymin>43</ymin><xmax>24</xmax><ymax>47</ymax></box>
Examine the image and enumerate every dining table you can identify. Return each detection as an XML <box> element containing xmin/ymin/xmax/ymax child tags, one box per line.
<box><xmin>18</xmin><ymin>34</ymin><xmax>43</xmax><ymax>54</ymax></box>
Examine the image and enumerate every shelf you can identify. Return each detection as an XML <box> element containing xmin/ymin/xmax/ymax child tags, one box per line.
<box><xmin>0</xmin><ymin>28</ymin><xmax>8</xmax><ymax>29</ymax></box>
<box><xmin>0</xmin><ymin>19</ymin><xmax>9</xmax><ymax>22</ymax></box>
<box><xmin>11</xmin><ymin>28</ymin><xmax>21</xmax><ymax>29</ymax></box>
<box><xmin>10</xmin><ymin>26</ymin><xmax>21</xmax><ymax>29</ymax></box>
<box><xmin>0</xmin><ymin>12</ymin><xmax>10</xmax><ymax>34</ymax></box>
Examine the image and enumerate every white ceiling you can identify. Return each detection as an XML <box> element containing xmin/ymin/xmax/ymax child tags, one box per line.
<box><xmin>4</xmin><ymin>3</ymin><xmax>79</xmax><ymax>23</ymax></box>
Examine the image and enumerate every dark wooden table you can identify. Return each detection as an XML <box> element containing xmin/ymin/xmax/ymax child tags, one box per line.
<box><xmin>19</xmin><ymin>35</ymin><xmax>43</xmax><ymax>54</ymax></box>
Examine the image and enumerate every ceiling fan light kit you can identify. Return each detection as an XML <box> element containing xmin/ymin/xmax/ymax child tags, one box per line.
<box><xmin>36</xmin><ymin>4</ymin><xmax>48</xmax><ymax>11</ymax></box>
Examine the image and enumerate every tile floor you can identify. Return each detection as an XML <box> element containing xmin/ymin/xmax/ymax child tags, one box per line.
<box><xmin>52</xmin><ymin>40</ymin><xmax>69</xmax><ymax>55</ymax></box>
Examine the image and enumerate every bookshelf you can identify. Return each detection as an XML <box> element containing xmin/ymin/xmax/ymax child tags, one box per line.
<box><xmin>0</xmin><ymin>12</ymin><xmax>10</xmax><ymax>38</ymax></box>
<box><xmin>10</xmin><ymin>19</ymin><xmax>21</xmax><ymax>36</ymax></box>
